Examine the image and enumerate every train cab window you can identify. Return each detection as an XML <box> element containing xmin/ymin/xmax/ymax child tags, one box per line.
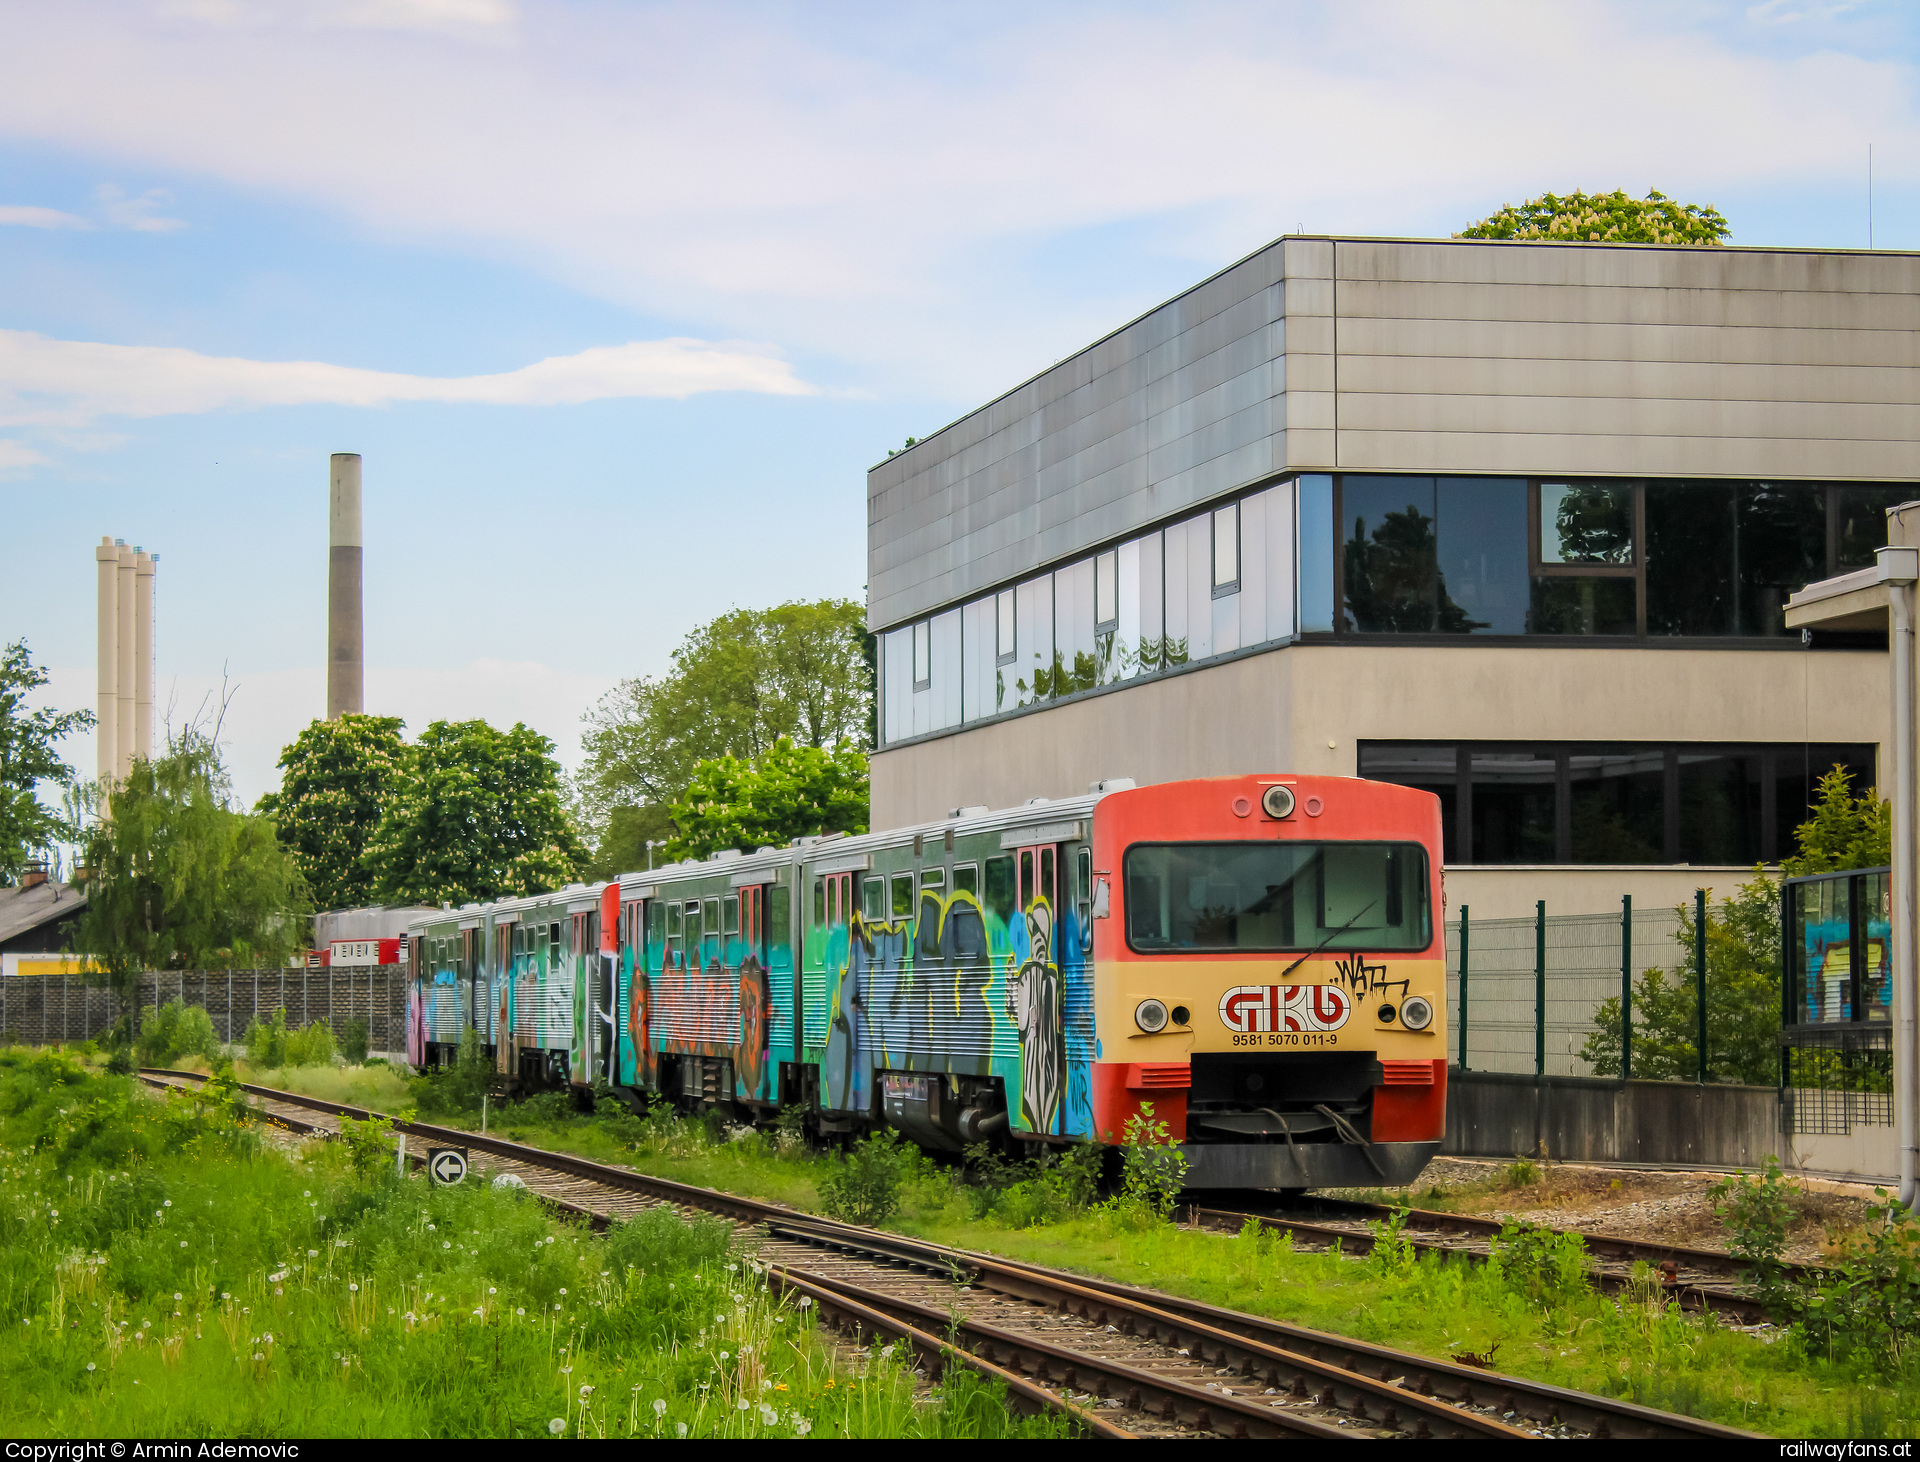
<box><xmin>953</xmin><ymin>863</ymin><xmax>979</xmax><ymax>898</ymax></box>
<box><xmin>1075</xmin><ymin>846</ymin><xmax>1093</xmax><ymax>933</ymax></box>
<box><xmin>723</xmin><ymin>894</ymin><xmax>740</xmax><ymax>935</ymax></box>
<box><xmin>891</xmin><ymin>872</ymin><xmax>915</xmax><ymax>918</ymax></box>
<box><xmin>1123</xmin><ymin>841</ymin><xmax>1431</xmax><ymax>952</ymax></box>
<box><xmin>812</xmin><ymin>877</ymin><xmax>826</xmax><ymax>926</ymax></box>
<box><xmin>862</xmin><ymin>876</ymin><xmax>885</xmax><ymax>920</ymax></box>
<box><xmin>984</xmin><ymin>855</ymin><xmax>1016</xmax><ymax>926</ymax></box>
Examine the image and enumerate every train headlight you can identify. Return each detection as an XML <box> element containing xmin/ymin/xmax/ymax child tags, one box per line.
<box><xmin>1261</xmin><ymin>784</ymin><xmax>1296</xmax><ymax>819</ymax></box>
<box><xmin>1134</xmin><ymin>998</ymin><xmax>1170</xmax><ymax>1034</ymax></box>
<box><xmin>1401</xmin><ymin>996</ymin><xmax>1434</xmax><ymax>1031</ymax></box>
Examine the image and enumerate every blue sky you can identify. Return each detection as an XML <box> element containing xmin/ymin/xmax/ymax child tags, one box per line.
<box><xmin>2</xmin><ymin>0</ymin><xmax>1917</xmax><ymax>805</ymax></box>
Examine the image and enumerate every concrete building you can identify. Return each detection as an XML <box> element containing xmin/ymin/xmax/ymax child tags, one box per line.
<box><xmin>867</xmin><ymin>235</ymin><xmax>1914</xmax><ymax>921</ymax></box>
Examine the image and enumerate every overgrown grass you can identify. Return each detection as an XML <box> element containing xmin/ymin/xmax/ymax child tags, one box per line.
<box><xmin>0</xmin><ymin>1051</ymin><xmax>1066</xmax><ymax>1439</ymax></box>
<box><xmin>385</xmin><ymin>1076</ymin><xmax>1918</xmax><ymax>1439</ymax></box>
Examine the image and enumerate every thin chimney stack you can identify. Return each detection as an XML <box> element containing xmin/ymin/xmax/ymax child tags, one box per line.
<box><xmin>328</xmin><ymin>453</ymin><xmax>363</xmax><ymax>720</ymax></box>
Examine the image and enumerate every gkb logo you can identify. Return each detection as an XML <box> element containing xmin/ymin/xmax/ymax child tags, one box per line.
<box><xmin>1219</xmin><ymin>984</ymin><xmax>1351</xmax><ymax>1034</ymax></box>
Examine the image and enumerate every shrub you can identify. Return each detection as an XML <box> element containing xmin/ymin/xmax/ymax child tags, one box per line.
<box><xmin>134</xmin><ymin>999</ymin><xmax>221</xmax><ymax>1068</ymax></box>
<box><xmin>340</xmin><ymin>1018</ymin><xmax>370</xmax><ymax>1065</ymax></box>
<box><xmin>408</xmin><ymin>1028</ymin><xmax>494</xmax><ymax>1116</ymax></box>
<box><xmin>336</xmin><ymin>1112</ymin><xmax>397</xmax><ymax>1178</ymax></box>
<box><xmin>241</xmin><ymin>1007</ymin><xmax>289</xmax><ymax>1068</ymax></box>
<box><xmin>819</xmin><ymin>1130</ymin><xmax>914</xmax><ymax>1227</ymax></box>
<box><xmin>284</xmin><ymin>1019</ymin><xmax>337</xmax><ymax>1068</ymax></box>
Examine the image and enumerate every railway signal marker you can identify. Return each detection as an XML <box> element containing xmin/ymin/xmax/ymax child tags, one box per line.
<box><xmin>428</xmin><ymin>1147</ymin><xmax>469</xmax><ymax>1186</ymax></box>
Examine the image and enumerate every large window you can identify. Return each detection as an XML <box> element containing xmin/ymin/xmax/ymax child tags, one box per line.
<box><xmin>1335</xmin><ymin>477</ymin><xmax>1909</xmax><ymax>642</ymax></box>
<box><xmin>878</xmin><ymin>473</ymin><xmax>1913</xmax><ymax>748</ymax></box>
<box><xmin>1124</xmin><ymin>841</ymin><xmax>1432</xmax><ymax>953</ymax></box>
<box><xmin>1360</xmin><ymin>742</ymin><xmax>1876</xmax><ymax>866</ymax></box>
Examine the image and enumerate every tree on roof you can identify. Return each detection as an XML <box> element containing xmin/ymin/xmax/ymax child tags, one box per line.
<box><xmin>1458</xmin><ymin>190</ymin><xmax>1729</xmax><ymax>246</ymax></box>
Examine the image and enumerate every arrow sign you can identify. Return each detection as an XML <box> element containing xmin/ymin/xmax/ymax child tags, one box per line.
<box><xmin>428</xmin><ymin>1147</ymin><xmax>469</xmax><ymax>1186</ymax></box>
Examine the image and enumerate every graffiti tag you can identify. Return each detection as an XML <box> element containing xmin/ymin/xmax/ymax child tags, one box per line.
<box><xmin>1218</xmin><ymin>984</ymin><xmax>1351</xmax><ymax>1034</ymax></box>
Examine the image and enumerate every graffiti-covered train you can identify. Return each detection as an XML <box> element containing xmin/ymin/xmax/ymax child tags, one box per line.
<box><xmin>404</xmin><ymin>774</ymin><xmax>1447</xmax><ymax>1190</ymax></box>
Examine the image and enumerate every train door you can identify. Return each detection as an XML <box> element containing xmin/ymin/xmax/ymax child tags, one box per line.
<box><xmin>734</xmin><ymin>883</ymin><xmax>771</xmax><ymax>1104</ymax></box>
<box><xmin>570</xmin><ymin>910</ymin><xmax>592</xmax><ymax>1090</ymax></box>
<box><xmin>461</xmin><ymin>926</ymin><xmax>481</xmax><ymax>1037</ymax></box>
<box><xmin>595</xmin><ymin>883</ymin><xmax>619</xmax><ymax>1087</ymax></box>
<box><xmin>1008</xmin><ymin>841</ymin><xmax>1065</xmax><ymax>1135</ymax></box>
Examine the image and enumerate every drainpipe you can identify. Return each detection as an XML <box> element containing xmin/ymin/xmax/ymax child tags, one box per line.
<box><xmin>1878</xmin><ymin>545</ymin><xmax>1918</xmax><ymax>1208</ymax></box>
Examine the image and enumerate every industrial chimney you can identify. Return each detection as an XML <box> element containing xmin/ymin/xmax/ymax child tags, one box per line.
<box><xmin>327</xmin><ymin>453</ymin><xmax>364</xmax><ymax>720</ymax></box>
<box><xmin>94</xmin><ymin>535</ymin><xmax>157</xmax><ymax>786</ymax></box>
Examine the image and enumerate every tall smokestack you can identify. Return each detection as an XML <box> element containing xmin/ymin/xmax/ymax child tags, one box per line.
<box><xmin>115</xmin><ymin>541</ymin><xmax>135</xmax><ymax>781</ymax></box>
<box><xmin>95</xmin><ymin>536</ymin><xmax>119</xmax><ymax>785</ymax></box>
<box><xmin>134</xmin><ymin>549</ymin><xmax>155</xmax><ymax>765</ymax></box>
<box><xmin>327</xmin><ymin>453</ymin><xmax>363</xmax><ymax>720</ymax></box>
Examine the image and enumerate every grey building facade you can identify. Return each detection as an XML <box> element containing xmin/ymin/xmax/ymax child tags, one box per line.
<box><xmin>866</xmin><ymin>235</ymin><xmax>1917</xmax><ymax>918</ymax></box>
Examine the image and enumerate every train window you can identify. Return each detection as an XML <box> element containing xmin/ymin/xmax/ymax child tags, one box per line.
<box><xmin>953</xmin><ymin>863</ymin><xmax>978</xmax><ymax>898</ymax></box>
<box><xmin>667</xmin><ymin>902</ymin><xmax>683</xmax><ymax>939</ymax></box>
<box><xmin>723</xmin><ymin>894</ymin><xmax>740</xmax><ymax>935</ymax></box>
<box><xmin>917</xmin><ymin>889</ymin><xmax>943</xmax><ymax>957</ymax></box>
<box><xmin>891</xmin><ymin>872</ymin><xmax>915</xmax><ymax>918</ymax></box>
<box><xmin>984</xmin><ymin>855</ymin><xmax>1016</xmax><ymax>926</ymax></box>
<box><xmin>702</xmin><ymin>898</ymin><xmax>721</xmax><ymax>936</ymax></box>
<box><xmin>684</xmin><ymin>902</ymin><xmax>702</xmax><ymax>940</ymax></box>
<box><xmin>768</xmin><ymin>886</ymin><xmax>790</xmax><ymax>949</ymax></box>
<box><xmin>863</xmin><ymin>876</ymin><xmax>885</xmax><ymax>920</ymax></box>
<box><xmin>1040</xmin><ymin>847</ymin><xmax>1056</xmax><ymax>909</ymax></box>
<box><xmin>812</xmin><ymin>877</ymin><xmax>826</xmax><ymax>925</ymax></box>
<box><xmin>648</xmin><ymin>901</ymin><xmax>665</xmax><ymax>947</ymax></box>
<box><xmin>920</xmin><ymin>867</ymin><xmax>946</xmax><ymax>891</ymax></box>
<box><xmin>1122</xmin><ymin>841</ymin><xmax>1431</xmax><ymax>953</ymax></box>
<box><xmin>951</xmin><ymin>902</ymin><xmax>987</xmax><ymax>960</ymax></box>
<box><xmin>1075</xmin><ymin>847</ymin><xmax>1093</xmax><ymax>934</ymax></box>
<box><xmin>549</xmin><ymin>924</ymin><xmax>562</xmax><ymax>967</ymax></box>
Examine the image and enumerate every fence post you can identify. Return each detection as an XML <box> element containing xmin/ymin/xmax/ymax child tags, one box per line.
<box><xmin>1457</xmin><ymin>904</ymin><xmax>1470</xmax><ymax>1072</ymax></box>
<box><xmin>1695</xmin><ymin>887</ymin><xmax>1709</xmax><ymax>1084</ymax></box>
<box><xmin>1621</xmin><ymin>894</ymin><xmax>1633</xmax><ymax>1083</ymax></box>
<box><xmin>1534</xmin><ymin>899</ymin><xmax>1547</xmax><ymax>1078</ymax></box>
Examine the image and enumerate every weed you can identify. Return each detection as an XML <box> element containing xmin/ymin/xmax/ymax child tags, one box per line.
<box><xmin>134</xmin><ymin>1001</ymin><xmax>221</xmax><ymax>1068</ymax></box>
<box><xmin>340</xmin><ymin>1019</ymin><xmax>370</xmax><ymax>1066</ymax></box>
<box><xmin>1366</xmin><ymin>1207</ymin><xmax>1417</xmax><ymax>1278</ymax></box>
<box><xmin>1500</xmin><ymin>1158</ymin><xmax>1539</xmax><ymax>1190</ymax></box>
<box><xmin>1489</xmin><ymin>1219</ymin><xmax>1590</xmax><ymax>1308</ymax></box>
<box><xmin>1114</xmin><ymin>1103</ymin><xmax>1186</xmax><ymax>1222</ymax></box>
<box><xmin>819</xmin><ymin>1131</ymin><xmax>914</xmax><ymax>1227</ymax></box>
<box><xmin>336</xmin><ymin>1113</ymin><xmax>397</xmax><ymax>1179</ymax></box>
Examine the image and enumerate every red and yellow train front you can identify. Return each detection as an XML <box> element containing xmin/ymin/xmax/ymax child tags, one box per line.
<box><xmin>1089</xmin><ymin>775</ymin><xmax>1446</xmax><ymax>1190</ymax></box>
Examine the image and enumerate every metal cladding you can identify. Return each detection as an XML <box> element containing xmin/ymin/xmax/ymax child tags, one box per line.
<box><xmin>327</xmin><ymin>452</ymin><xmax>364</xmax><ymax>720</ymax></box>
<box><xmin>93</xmin><ymin>534</ymin><xmax>156</xmax><ymax>785</ymax></box>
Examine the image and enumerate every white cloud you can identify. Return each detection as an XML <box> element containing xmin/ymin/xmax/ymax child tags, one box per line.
<box><xmin>93</xmin><ymin>183</ymin><xmax>187</xmax><ymax>232</ymax></box>
<box><xmin>0</xmin><ymin>204</ymin><xmax>91</xmax><ymax>229</ymax></box>
<box><xmin>0</xmin><ymin>439</ymin><xmax>49</xmax><ymax>474</ymax></box>
<box><xmin>0</xmin><ymin>2</ymin><xmax>1911</xmax><ymax>394</ymax></box>
<box><xmin>162</xmin><ymin>0</ymin><xmax>515</xmax><ymax>36</ymax></box>
<box><xmin>0</xmin><ymin>329</ymin><xmax>814</xmax><ymax>426</ymax></box>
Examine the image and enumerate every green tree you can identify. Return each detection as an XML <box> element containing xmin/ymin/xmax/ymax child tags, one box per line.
<box><xmin>576</xmin><ymin>599</ymin><xmax>871</xmax><ymax>872</ymax></box>
<box><xmin>256</xmin><ymin>714</ymin><xmax>408</xmax><ymax>910</ymax></box>
<box><xmin>666</xmin><ymin>736</ymin><xmax>868</xmax><ymax>861</ymax></box>
<box><xmin>1782</xmin><ymin>764</ymin><xmax>1891</xmax><ymax>875</ymax></box>
<box><xmin>1581</xmin><ymin>764</ymin><xmax>1890</xmax><ymax>1084</ymax></box>
<box><xmin>1459</xmin><ymin>189</ymin><xmax>1730</xmax><ymax>246</ymax></box>
<box><xmin>74</xmin><ymin>731</ymin><xmax>308</xmax><ymax>993</ymax></box>
<box><xmin>362</xmin><ymin>719</ymin><xmax>586</xmax><ymax>906</ymax></box>
<box><xmin>0</xmin><ymin>640</ymin><xmax>94</xmax><ymax>882</ymax></box>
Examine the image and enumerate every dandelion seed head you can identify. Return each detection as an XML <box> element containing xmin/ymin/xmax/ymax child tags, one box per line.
<box><xmin>86</xmin><ymin>1363</ymin><xmax>95</xmax><ymax>1372</ymax></box>
<box><xmin>547</xmin><ymin>1419</ymin><xmax>564</xmax><ymax>1436</ymax></box>
<box><xmin>653</xmin><ymin>1399</ymin><xmax>667</xmax><ymax>1416</ymax></box>
<box><xmin>349</xmin><ymin>1284</ymin><xmax>358</xmax><ymax>1293</ymax></box>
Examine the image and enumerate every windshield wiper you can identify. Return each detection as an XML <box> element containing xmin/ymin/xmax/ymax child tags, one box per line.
<box><xmin>1278</xmin><ymin>900</ymin><xmax>1377</xmax><ymax>980</ymax></box>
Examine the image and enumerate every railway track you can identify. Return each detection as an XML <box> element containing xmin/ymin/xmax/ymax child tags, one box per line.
<box><xmin>138</xmin><ymin>1068</ymin><xmax>1760</xmax><ymax>1441</ymax></box>
<box><xmin>1182</xmin><ymin>1193</ymin><xmax>1794</xmax><ymax>1326</ymax></box>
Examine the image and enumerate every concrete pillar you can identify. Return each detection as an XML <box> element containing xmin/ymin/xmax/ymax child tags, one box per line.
<box><xmin>115</xmin><ymin>542</ymin><xmax>135</xmax><ymax>781</ymax></box>
<box><xmin>94</xmin><ymin>536</ymin><xmax>119</xmax><ymax>785</ymax></box>
<box><xmin>134</xmin><ymin>549</ymin><xmax>155</xmax><ymax>766</ymax></box>
<box><xmin>328</xmin><ymin>453</ymin><xmax>363</xmax><ymax>720</ymax></box>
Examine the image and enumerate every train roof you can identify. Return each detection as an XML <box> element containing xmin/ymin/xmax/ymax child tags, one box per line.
<box><xmin>402</xmin><ymin>784</ymin><xmax>1134</xmax><ymax>934</ymax></box>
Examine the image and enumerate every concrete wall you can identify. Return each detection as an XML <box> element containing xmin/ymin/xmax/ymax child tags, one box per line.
<box><xmin>1445</xmin><ymin>1071</ymin><xmax>1898</xmax><ymax>1183</ymax></box>
<box><xmin>869</xmin><ymin>235</ymin><xmax>1920</xmax><ymax>631</ymax></box>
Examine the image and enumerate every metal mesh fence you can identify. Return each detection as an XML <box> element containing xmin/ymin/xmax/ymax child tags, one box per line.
<box><xmin>1446</xmin><ymin>905</ymin><xmax>1684</xmax><ymax>1078</ymax></box>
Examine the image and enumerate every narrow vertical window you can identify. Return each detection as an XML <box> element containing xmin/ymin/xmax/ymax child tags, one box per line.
<box><xmin>1213</xmin><ymin>502</ymin><xmax>1240</xmax><ymax>593</ymax></box>
<box><xmin>912</xmin><ymin>620</ymin><xmax>931</xmax><ymax>690</ymax></box>
<box><xmin>996</xmin><ymin>589</ymin><xmax>1016</xmax><ymax>665</ymax></box>
<box><xmin>1095</xmin><ymin>550</ymin><xmax>1117</xmax><ymax>628</ymax></box>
